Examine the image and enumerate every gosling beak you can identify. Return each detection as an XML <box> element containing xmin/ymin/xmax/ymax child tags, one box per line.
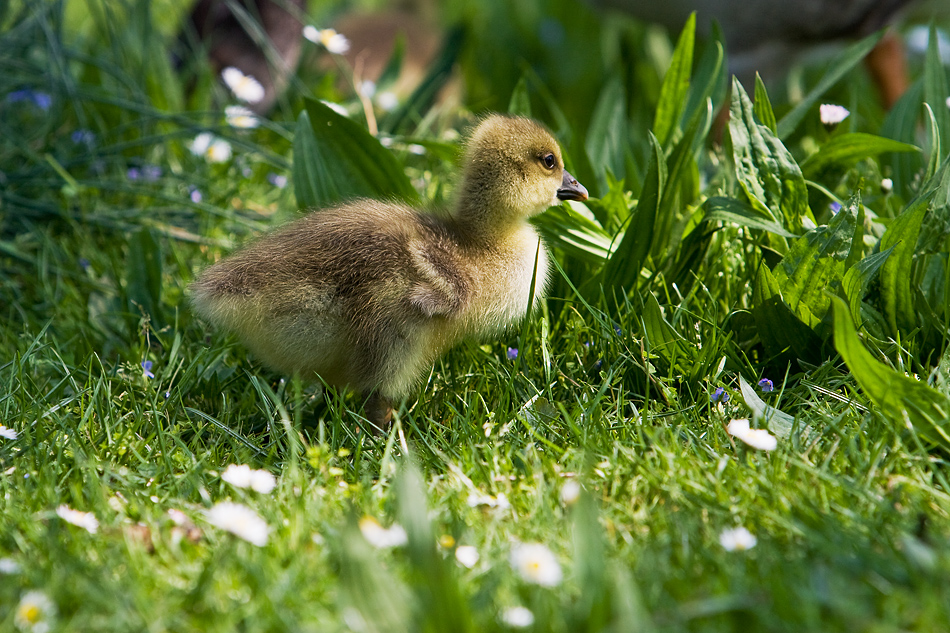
<box><xmin>556</xmin><ymin>170</ymin><xmax>588</xmax><ymax>201</ymax></box>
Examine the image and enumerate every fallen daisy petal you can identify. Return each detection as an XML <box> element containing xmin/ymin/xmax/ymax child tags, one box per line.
<box><xmin>501</xmin><ymin>606</ymin><xmax>535</xmax><ymax>628</ymax></box>
<box><xmin>720</xmin><ymin>526</ymin><xmax>757</xmax><ymax>551</ymax></box>
<box><xmin>56</xmin><ymin>505</ymin><xmax>99</xmax><ymax>534</ymax></box>
<box><xmin>0</xmin><ymin>425</ymin><xmax>18</xmax><ymax>440</ymax></box>
<box><xmin>206</xmin><ymin>501</ymin><xmax>270</xmax><ymax>546</ymax></box>
<box><xmin>510</xmin><ymin>542</ymin><xmax>563</xmax><ymax>587</ymax></box>
<box><xmin>225</xmin><ymin>105</ymin><xmax>259</xmax><ymax>129</ymax></box>
<box><xmin>726</xmin><ymin>418</ymin><xmax>778</xmax><ymax>451</ymax></box>
<box><xmin>359</xmin><ymin>516</ymin><xmax>408</xmax><ymax>548</ymax></box>
<box><xmin>15</xmin><ymin>590</ymin><xmax>56</xmax><ymax>633</ymax></box>
<box><xmin>455</xmin><ymin>544</ymin><xmax>479</xmax><ymax>568</ymax></box>
<box><xmin>221</xmin><ymin>66</ymin><xmax>265</xmax><ymax>104</ymax></box>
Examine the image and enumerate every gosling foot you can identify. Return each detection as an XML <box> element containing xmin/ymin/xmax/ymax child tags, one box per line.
<box><xmin>363</xmin><ymin>392</ymin><xmax>393</xmax><ymax>435</ymax></box>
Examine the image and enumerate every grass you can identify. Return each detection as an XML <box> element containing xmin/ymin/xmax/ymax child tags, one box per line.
<box><xmin>2</xmin><ymin>0</ymin><xmax>950</xmax><ymax>631</ymax></box>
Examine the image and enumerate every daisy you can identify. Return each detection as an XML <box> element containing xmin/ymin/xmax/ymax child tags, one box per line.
<box><xmin>225</xmin><ymin>105</ymin><xmax>259</xmax><ymax>129</ymax></box>
<box><xmin>14</xmin><ymin>590</ymin><xmax>56</xmax><ymax>633</ymax></box>
<box><xmin>0</xmin><ymin>425</ymin><xmax>18</xmax><ymax>440</ymax></box>
<box><xmin>358</xmin><ymin>516</ymin><xmax>407</xmax><ymax>548</ymax></box>
<box><xmin>304</xmin><ymin>26</ymin><xmax>350</xmax><ymax>55</ymax></box>
<box><xmin>720</xmin><ymin>526</ymin><xmax>757</xmax><ymax>551</ymax></box>
<box><xmin>221</xmin><ymin>67</ymin><xmax>264</xmax><ymax>104</ymax></box>
<box><xmin>466</xmin><ymin>491</ymin><xmax>511</xmax><ymax>510</ymax></box>
<box><xmin>206</xmin><ymin>501</ymin><xmax>270</xmax><ymax>546</ymax></box>
<box><xmin>501</xmin><ymin>606</ymin><xmax>535</xmax><ymax>628</ymax></box>
<box><xmin>726</xmin><ymin>418</ymin><xmax>778</xmax><ymax>451</ymax></box>
<box><xmin>455</xmin><ymin>545</ymin><xmax>479</xmax><ymax>568</ymax></box>
<box><xmin>819</xmin><ymin>103</ymin><xmax>849</xmax><ymax>128</ymax></box>
<box><xmin>56</xmin><ymin>505</ymin><xmax>99</xmax><ymax>534</ymax></box>
<box><xmin>220</xmin><ymin>464</ymin><xmax>277</xmax><ymax>494</ymax></box>
<box><xmin>559</xmin><ymin>479</ymin><xmax>581</xmax><ymax>506</ymax></box>
<box><xmin>0</xmin><ymin>557</ymin><xmax>21</xmax><ymax>574</ymax></box>
<box><xmin>510</xmin><ymin>542</ymin><xmax>563</xmax><ymax>587</ymax></box>
<box><xmin>189</xmin><ymin>133</ymin><xmax>232</xmax><ymax>163</ymax></box>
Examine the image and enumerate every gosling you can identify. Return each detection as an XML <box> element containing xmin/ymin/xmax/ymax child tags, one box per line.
<box><xmin>191</xmin><ymin>114</ymin><xmax>588</xmax><ymax>430</ymax></box>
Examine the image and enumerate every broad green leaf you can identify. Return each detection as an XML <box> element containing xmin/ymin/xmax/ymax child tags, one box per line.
<box><xmin>653</xmin><ymin>12</ymin><xmax>695</xmax><ymax>147</ymax></box>
<box><xmin>773</xmin><ymin>202</ymin><xmax>855</xmax><ymax>333</ymax></box>
<box><xmin>729</xmin><ymin>78</ymin><xmax>810</xmax><ymax>232</ymax></box>
<box><xmin>776</xmin><ymin>31</ymin><xmax>883</xmax><ymax>139</ymax></box>
<box><xmin>702</xmin><ymin>197</ymin><xmax>799</xmax><ymax>238</ymax></box>
<box><xmin>682</xmin><ymin>40</ymin><xmax>724</xmax><ymax>135</ymax></box>
<box><xmin>800</xmin><ymin>133</ymin><xmax>919</xmax><ymax>180</ymax></box>
<box><xmin>880</xmin><ymin>197</ymin><xmax>928</xmax><ymax>338</ymax></box>
<box><xmin>882</xmin><ymin>80</ymin><xmax>925</xmax><ymax>199</ymax></box>
<box><xmin>586</xmin><ymin>77</ymin><xmax>628</xmax><ymax>192</ymax></box>
<box><xmin>752</xmin><ymin>264</ymin><xmax>824</xmax><ymax>363</ymax></box>
<box><xmin>603</xmin><ymin>133</ymin><xmax>664</xmax><ymax>293</ymax></box>
<box><xmin>924</xmin><ymin>25</ymin><xmax>950</xmax><ymax>166</ymax></box>
<box><xmin>844</xmin><ymin>192</ymin><xmax>866</xmax><ymax>272</ymax></box>
<box><xmin>507</xmin><ymin>74</ymin><xmax>532</xmax><ymax>117</ymax></box>
<box><xmin>753</xmin><ymin>74</ymin><xmax>777</xmax><ymax>135</ymax></box>
<box><xmin>293</xmin><ymin>99</ymin><xmax>418</xmax><ymax>210</ymax></box>
<box><xmin>126</xmin><ymin>228</ymin><xmax>163</xmax><ymax>327</ymax></box>
<box><xmin>534</xmin><ymin>202</ymin><xmax>612</xmax><ymax>264</ymax></box>
<box><xmin>842</xmin><ymin>245</ymin><xmax>894</xmax><ymax>328</ymax></box>
<box><xmin>924</xmin><ymin>103</ymin><xmax>941</xmax><ymax>182</ymax></box>
<box><xmin>832</xmin><ymin>297</ymin><xmax>950</xmax><ymax>450</ymax></box>
<box><xmin>916</xmin><ymin>157</ymin><xmax>950</xmax><ymax>254</ymax></box>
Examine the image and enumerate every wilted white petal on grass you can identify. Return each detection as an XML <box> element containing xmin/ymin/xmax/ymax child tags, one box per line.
<box><xmin>0</xmin><ymin>557</ymin><xmax>21</xmax><ymax>574</ymax></box>
<box><xmin>726</xmin><ymin>418</ymin><xmax>778</xmax><ymax>451</ymax></box>
<box><xmin>510</xmin><ymin>542</ymin><xmax>563</xmax><ymax>587</ymax></box>
<box><xmin>15</xmin><ymin>590</ymin><xmax>56</xmax><ymax>633</ymax></box>
<box><xmin>501</xmin><ymin>606</ymin><xmax>535</xmax><ymax>628</ymax></box>
<box><xmin>819</xmin><ymin>103</ymin><xmax>850</xmax><ymax>126</ymax></box>
<box><xmin>221</xmin><ymin>464</ymin><xmax>277</xmax><ymax>493</ymax></box>
<box><xmin>720</xmin><ymin>526</ymin><xmax>757</xmax><ymax>551</ymax></box>
<box><xmin>0</xmin><ymin>425</ymin><xmax>17</xmax><ymax>440</ymax></box>
<box><xmin>359</xmin><ymin>516</ymin><xmax>408</xmax><ymax>548</ymax></box>
<box><xmin>206</xmin><ymin>501</ymin><xmax>270</xmax><ymax>546</ymax></box>
<box><xmin>56</xmin><ymin>505</ymin><xmax>99</xmax><ymax>534</ymax></box>
<box><xmin>225</xmin><ymin>105</ymin><xmax>259</xmax><ymax>129</ymax></box>
<box><xmin>455</xmin><ymin>545</ymin><xmax>479</xmax><ymax>568</ymax></box>
<box><xmin>221</xmin><ymin>66</ymin><xmax>264</xmax><ymax>104</ymax></box>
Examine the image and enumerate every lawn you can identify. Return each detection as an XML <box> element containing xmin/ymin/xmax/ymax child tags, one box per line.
<box><xmin>2</xmin><ymin>0</ymin><xmax>950</xmax><ymax>631</ymax></box>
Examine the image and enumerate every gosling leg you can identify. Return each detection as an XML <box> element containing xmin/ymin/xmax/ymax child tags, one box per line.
<box><xmin>363</xmin><ymin>392</ymin><xmax>393</xmax><ymax>434</ymax></box>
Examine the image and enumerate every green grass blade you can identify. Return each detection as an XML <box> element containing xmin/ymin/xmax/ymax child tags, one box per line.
<box><xmin>585</xmin><ymin>76</ymin><xmax>628</xmax><ymax>194</ymax></box>
<box><xmin>924</xmin><ymin>24</ymin><xmax>950</xmax><ymax>164</ymax></box>
<box><xmin>652</xmin><ymin>12</ymin><xmax>695</xmax><ymax>147</ymax></box>
<box><xmin>801</xmin><ymin>133</ymin><xmax>919</xmax><ymax>180</ymax></box>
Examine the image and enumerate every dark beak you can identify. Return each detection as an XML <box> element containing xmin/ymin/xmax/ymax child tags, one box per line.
<box><xmin>556</xmin><ymin>170</ymin><xmax>588</xmax><ymax>201</ymax></box>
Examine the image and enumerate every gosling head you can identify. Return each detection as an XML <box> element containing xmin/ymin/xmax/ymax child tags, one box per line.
<box><xmin>455</xmin><ymin>115</ymin><xmax>588</xmax><ymax>225</ymax></box>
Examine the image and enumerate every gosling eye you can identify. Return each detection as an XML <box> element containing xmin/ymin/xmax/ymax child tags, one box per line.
<box><xmin>540</xmin><ymin>152</ymin><xmax>557</xmax><ymax>170</ymax></box>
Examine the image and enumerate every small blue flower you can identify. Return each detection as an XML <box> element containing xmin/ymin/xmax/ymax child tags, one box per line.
<box><xmin>142</xmin><ymin>165</ymin><xmax>162</xmax><ymax>182</ymax></box>
<box><xmin>711</xmin><ymin>387</ymin><xmax>730</xmax><ymax>403</ymax></box>
<box><xmin>189</xmin><ymin>186</ymin><xmax>202</xmax><ymax>203</ymax></box>
<box><xmin>6</xmin><ymin>89</ymin><xmax>52</xmax><ymax>111</ymax></box>
<box><xmin>268</xmin><ymin>172</ymin><xmax>288</xmax><ymax>188</ymax></box>
<box><xmin>71</xmin><ymin>129</ymin><xmax>96</xmax><ymax>145</ymax></box>
<box><xmin>829</xmin><ymin>202</ymin><xmax>842</xmax><ymax>216</ymax></box>
<box><xmin>127</xmin><ymin>167</ymin><xmax>141</xmax><ymax>181</ymax></box>
<box><xmin>758</xmin><ymin>378</ymin><xmax>774</xmax><ymax>393</ymax></box>
<box><xmin>141</xmin><ymin>360</ymin><xmax>154</xmax><ymax>379</ymax></box>
<box><xmin>78</xmin><ymin>258</ymin><xmax>90</xmax><ymax>270</ymax></box>
<box><xmin>507</xmin><ymin>347</ymin><xmax>519</xmax><ymax>360</ymax></box>
<box><xmin>614</xmin><ymin>325</ymin><xmax>622</xmax><ymax>336</ymax></box>
<box><xmin>32</xmin><ymin>92</ymin><xmax>52</xmax><ymax>111</ymax></box>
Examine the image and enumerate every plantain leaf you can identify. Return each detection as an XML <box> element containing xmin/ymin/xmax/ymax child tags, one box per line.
<box><xmin>737</xmin><ymin>375</ymin><xmax>802</xmax><ymax>440</ymax></box>
<box><xmin>924</xmin><ymin>24</ymin><xmax>950</xmax><ymax>167</ymax></box>
<box><xmin>882</xmin><ymin>80</ymin><xmax>925</xmax><ymax>200</ymax></box>
<box><xmin>702</xmin><ymin>197</ymin><xmax>799</xmax><ymax>238</ymax></box>
<box><xmin>729</xmin><ymin>78</ymin><xmax>810</xmax><ymax>232</ymax></box>
<box><xmin>586</xmin><ymin>77</ymin><xmax>628</xmax><ymax>193</ymax></box>
<box><xmin>752</xmin><ymin>264</ymin><xmax>824</xmax><ymax>363</ymax></box>
<box><xmin>841</xmin><ymin>245</ymin><xmax>894</xmax><ymax>329</ymax></box>
<box><xmin>776</xmin><ymin>31</ymin><xmax>883</xmax><ymax>139</ymax></box>
<box><xmin>293</xmin><ymin>98</ymin><xmax>418</xmax><ymax>210</ymax></box>
<box><xmin>642</xmin><ymin>292</ymin><xmax>694</xmax><ymax>374</ymax></box>
<box><xmin>126</xmin><ymin>227</ymin><xmax>164</xmax><ymax>327</ymax></box>
<box><xmin>753</xmin><ymin>73</ymin><xmax>777</xmax><ymax>135</ymax></box>
<box><xmin>603</xmin><ymin>133</ymin><xmax>664</xmax><ymax>294</ymax></box>
<box><xmin>879</xmin><ymin>196</ymin><xmax>928</xmax><ymax>338</ymax></box>
<box><xmin>653</xmin><ymin>12</ymin><xmax>695</xmax><ymax>147</ymax></box>
<box><xmin>534</xmin><ymin>202</ymin><xmax>612</xmax><ymax>264</ymax></box>
<box><xmin>801</xmin><ymin>133</ymin><xmax>919</xmax><ymax>180</ymax></box>
<box><xmin>682</xmin><ymin>40</ymin><xmax>724</xmax><ymax>135</ymax></box>
<box><xmin>832</xmin><ymin>297</ymin><xmax>950</xmax><ymax>451</ymax></box>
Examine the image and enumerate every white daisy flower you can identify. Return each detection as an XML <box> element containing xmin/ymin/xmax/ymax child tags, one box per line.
<box><xmin>455</xmin><ymin>545</ymin><xmax>479</xmax><ymax>568</ymax></box>
<box><xmin>358</xmin><ymin>516</ymin><xmax>408</xmax><ymax>548</ymax></box>
<box><xmin>819</xmin><ymin>103</ymin><xmax>850</xmax><ymax>127</ymax></box>
<box><xmin>719</xmin><ymin>526</ymin><xmax>757</xmax><ymax>551</ymax></box>
<box><xmin>510</xmin><ymin>542</ymin><xmax>563</xmax><ymax>587</ymax></box>
<box><xmin>56</xmin><ymin>505</ymin><xmax>99</xmax><ymax>534</ymax></box>
<box><xmin>221</xmin><ymin>67</ymin><xmax>265</xmax><ymax>104</ymax></box>
<box><xmin>189</xmin><ymin>133</ymin><xmax>232</xmax><ymax>163</ymax></box>
<box><xmin>206</xmin><ymin>501</ymin><xmax>270</xmax><ymax>546</ymax></box>
<box><xmin>376</xmin><ymin>91</ymin><xmax>399</xmax><ymax>112</ymax></box>
<box><xmin>559</xmin><ymin>479</ymin><xmax>581</xmax><ymax>506</ymax></box>
<box><xmin>0</xmin><ymin>425</ymin><xmax>17</xmax><ymax>440</ymax></box>
<box><xmin>15</xmin><ymin>590</ymin><xmax>56</xmax><ymax>633</ymax></box>
<box><xmin>305</xmin><ymin>27</ymin><xmax>350</xmax><ymax>55</ymax></box>
<box><xmin>726</xmin><ymin>418</ymin><xmax>778</xmax><ymax>451</ymax></box>
<box><xmin>500</xmin><ymin>606</ymin><xmax>535</xmax><ymax>628</ymax></box>
<box><xmin>220</xmin><ymin>464</ymin><xmax>277</xmax><ymax>494</ymax></box>
<box><xmin>466</xmin><ymin>491</ymin><xmax>511</xmax><ymax>510</ymax></box>
<box><xmin>225</xmin><ymin>105</ymin><xmax>259</xmax><ymax>129</ymax></box>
